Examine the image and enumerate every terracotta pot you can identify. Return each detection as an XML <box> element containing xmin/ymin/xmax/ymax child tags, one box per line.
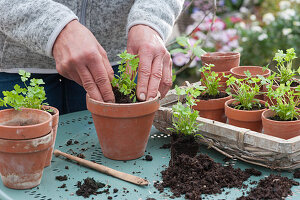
<box><xmin>230</xmin><ymin>66</ymin><xmax>270</xmax><ymax>79</ymax></box>
<box><xmin>225</xmin><ymin>99</ymin><xmax>267</xmax><ymax>132</ymax></box>
<box><xmin>43</xmin><ymin>106</ymin><xmax>59</xmax><ymax>167</ymax></box>
<box><xmin>262</xmin><ymin>110</ymin><xmax>300</xmax><ymax>140</ymax></box>
<box><xmin>0</xmin><ymin>108</ymin><xmax>52</xmax><ymax>139</ymax></box>
<box><xmin>201</xmin><ymin>52</ymin><xmax>240</xmax><ymax>72</ymax></box>
<box><xmin>86</xmin><ymin>93</ymin><xmax>160</xmax><ymax>160</ymax></box>
<box><xmin>193</xmin><ymin>93</ymin><xmax>232</xmax><ymax>123</ymax></box>
<box><xmin>0</xmin><ymin>108</ymin><xmax>53</xmax><ymax>189</ymax></box>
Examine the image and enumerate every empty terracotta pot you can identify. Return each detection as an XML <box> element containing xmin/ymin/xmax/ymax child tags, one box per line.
<box><xmin>230</xmin><ymin>66</ymin><xmax>271</xmax><ymax>79</ymax></box>
<box><xmin>86</xmin><ymin>93</ymin><xmax>160</xmax><ymax>160</ymax></box>
<box><xmin>201</xmin><ymin>52</ymin><xmax>240</xmax><ymax>72</ymax></box>
<box><xmin>262</xmin><ymin>110</ymin><xmax>300</xmax><ymax>140</ymax></box>
<box><xmin>225</xmin><ymin>99</ymin><xmax>267</xmax><ymax>132</ymax></box>
<box><xmin>193</xmin><ymin>93</ymin><xmax>232</xmax><ymax>123</ymax></box>
<box><xmin>43</xmin><ymin>106</ymin><xmax>59</xmax><ymax>167</ymax></box>
<box><xmin>0</xmin><ymin>108</ymin><xmax>52</xmax><ymax>139</ymax></box>
<box><xmin>0</xmin><ymin>108</ymin><xmax>53</xmax><ymax>189</ymax></box>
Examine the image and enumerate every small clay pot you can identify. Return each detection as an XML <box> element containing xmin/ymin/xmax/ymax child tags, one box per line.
<box><xmin>225</xmin><ymin>99</ymin><xmax>267</xmax><ymax>132</ymax></box>
<box><xmin>86</xmin><ymin>93</ymin><xmax>160</xmax><ymax>160</ymax></box>
<box><xmin>0</xmin><ymin>108</ymin><xmax>52</xmax><ymax>139</ymax></box>
<box><xmin>0</xmin><ymin>131</ymin><xmax>52</xmax><ymax>189</ymax></box>
<box><xmin>0</xmin><ymin>108</ymin><xmax>53</xmax><ymax>189</ymax></box>
<box><xmin>201</xmin><ymin>52</ymin><xmax>240</xmax><ymax>72</ymax></box>
<box><xmin>262</xmin><ymin>110</ymin><xmax>300</xmax><ymax>140</ymax></box>
<box><xmin>193</xmin><ymin>93</ymin><xmax>232</xmax><ymax>123</ymax></box>
<box><xmin>230</xmin><ymin>66</ymin><xmax>270</xmax><ymax>79</ymax></box>
<box><xmin>43</xmin><ymin>106</ymin><xmax>59</xmax><ymax>167</ymax></box>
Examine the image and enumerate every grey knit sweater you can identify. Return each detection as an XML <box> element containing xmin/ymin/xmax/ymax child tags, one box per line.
<box><xmin>0</xmin><ymin>0</ymin><xmax>184</xmax><ymax>73</ymax></box>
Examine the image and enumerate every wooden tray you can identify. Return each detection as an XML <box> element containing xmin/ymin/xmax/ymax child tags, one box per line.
<box><xmin>154</xmin><ymin>81</ymin><xmax>300</xmax><ymax>170</ymax></box>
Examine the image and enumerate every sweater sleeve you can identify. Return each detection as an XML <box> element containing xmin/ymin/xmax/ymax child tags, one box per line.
<box><xmin>126</xmin><ymin>0</ymin><xmax>184</xmax><ymax>42</ymax></box>
<box><xmin>0</xmin><ymin>0</ymin><xmax>78</xmax><ymax>57</ymax></box>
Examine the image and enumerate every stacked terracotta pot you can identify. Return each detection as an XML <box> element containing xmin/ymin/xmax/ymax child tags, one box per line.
<box><xmin>0</xmin><ymin>108</ymin><xmax>53</xmax><ymax>189</ymax></box>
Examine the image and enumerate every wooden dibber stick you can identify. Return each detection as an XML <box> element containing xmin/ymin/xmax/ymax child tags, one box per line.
<box><xmin>53</xmin><ymin>149</ymin><xmax>149</xmax><ymax>186</ymax></box>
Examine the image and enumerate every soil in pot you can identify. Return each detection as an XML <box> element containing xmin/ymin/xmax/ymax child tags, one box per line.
<box><xmin>193</xmin><ymin>92</ymin><xmax>232</xmax><ymax>123</ymax></box>
<box><xmin>113</xmin><ymin>87</ymin><xmax>141</xmax><ymax>103</ymax></box>
<box><xmin>225</xmin><ymin>99</ymin><xmax>267</xmax><ymax>132</ymax></box>
<box><xmin>237</xmin><ymin>174</ymin><xmax>299</xmax><ymax>200</ymax></box>
<box><xmin>154</xmin><ymin>153</ymin><xmax>257</xmax><ymax>199</ymax></box>
<box><xmin>170</xmin><ymin>134</ymin><xmax>199</xmax><ymax>162</ymax></box>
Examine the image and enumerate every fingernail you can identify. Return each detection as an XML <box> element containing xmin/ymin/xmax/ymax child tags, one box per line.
<box><xmin>140</xmin><ymin>93</ymin><xmax>146</xmax><ymax>101</ymax></box>
<box><xmin>149</xmin><ymin>97</ymin><xmax>154</xmax><ymax>101</ymax></box>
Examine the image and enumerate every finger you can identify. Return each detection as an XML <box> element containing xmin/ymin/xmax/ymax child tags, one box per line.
<box><xmin>56</xmin><ymin>63</ymin><xmax>82</xmax><ymax>86</ymax></box>
<box><xmin>87</xmin><ymin>53</ymin><xmax>115</xmax><ymax>103</ymax></box>
<box><xmin>136</xmin><ymin>51</ymin><xmax>154</xmax><ymax>101</ymax></box>
<box><xmin>97</xmin><ymin>45</ymin><xmax>114</xmax><ymax>82</ymax></box>
<box><xmin>159</xmin><ymin>54</ymin><xmax>173</xmax><ymax>99</ymax></box>
<box><xmin>146</xmin><ymin>55</ymin><xmax>163</xmax><ymax>100</ymax></box>
<box><xmin>76</xmin><ymin>65</ymin><xmax>104</xmax><ymax>102</ymax></box>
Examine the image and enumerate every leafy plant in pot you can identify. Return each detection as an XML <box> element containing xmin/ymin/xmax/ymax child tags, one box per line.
<box><xmin>262</xmin><ymin>48</ymin><xmax>300</xmax><ymax>104</ymax></box>
<box><xmin>225</xmin><ymin>72</ymin><xmax>267</xmax><ymax>132</ymax></box>
<box><xmin>86</xmin><ymin>50</ymin><xmax>160</xmax><ymax>160</ymax></box>
<box><xmin>262</xmin><ymin>82</ymin><xmax>300</xmax><ymax>139</ymax></box>
<box><xmin>0</xmin><ymin>70</ymin><xmax>59</xmax><ymax>167</ymax></box>
<box><xmin>192</xmin><ymin>64</ymin><xmax>232</xmax><ymax>123</ymax></box>
<box><xmin>168</xmin><ymin>85</ymin><xmax>203</xmax><ymax>164</ymax></box>
<box><xmin>0</xmin><ymin>70</ymin><xmax>56</xmax><ymax>189</ymax></box>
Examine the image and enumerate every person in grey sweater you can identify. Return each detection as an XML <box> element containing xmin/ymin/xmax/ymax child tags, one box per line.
<box><xmin>0</xmin><ymin>0</ymin><xmax>184</xmax><ymax>113</ymax></box>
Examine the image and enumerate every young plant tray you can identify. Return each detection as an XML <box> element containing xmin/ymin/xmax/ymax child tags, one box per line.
<box><xmin>154</xmin><ymin>81</ymin><xmax>300</xmax><ymax>170</ymax></box>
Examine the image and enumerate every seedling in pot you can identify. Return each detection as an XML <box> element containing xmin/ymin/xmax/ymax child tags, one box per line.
<box><xmin>199</xmin><ymin>64</ymin><xmax>223</xmax><ymax>97</ymax></box>
<box><xmin>226</xmin><ymin>71</ymin><xmax>264</xmax><ymax>110</ymax></box>
<box><xmin>111</xmin><ymin>50</ymin><xmax>139</xmax><ymax>103</ymax></box>
<box><xmin>265</xmin><ymin>83</ymin><xmax>300</xmax><ymax>121</ymax></box>
<box><xmin>0</xmin><ymin>70</ymin><xmax>50</xmax><ymax>111</ymax></box>
<box><xmin>263</xmin><ymin>48</ymin><xmax>300</xmax><ymax>86</ymax></box>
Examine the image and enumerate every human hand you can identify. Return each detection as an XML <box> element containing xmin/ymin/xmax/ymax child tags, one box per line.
<box><xmin>127</xmin><ymin>25</ymin><xmax>172</xmax><ymax>101</ymax></box>
<box><xmin>53</xmin><ymin>20</ymin><xmax>115</xmax><ymax>102</ymax></box>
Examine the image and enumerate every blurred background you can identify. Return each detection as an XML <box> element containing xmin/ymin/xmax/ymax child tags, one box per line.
<box><xmin>168</xmin><ymin>0</ymin><xmax>300</xmax><ymax>85</ymax></box>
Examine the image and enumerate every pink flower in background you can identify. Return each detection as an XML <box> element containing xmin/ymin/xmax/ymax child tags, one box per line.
<box><xmin>172</xmin><ymin>53</ymin><xmax>189</xmax><ymax>66</ymax></box>
<box><xmin>230</xmin><ymin>16</ymin><xmax>242</xmax><ymax>23</ymax></box>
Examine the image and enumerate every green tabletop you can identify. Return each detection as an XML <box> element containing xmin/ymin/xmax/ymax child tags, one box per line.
<box><xmin>1</xmin><ymin>110</ymin><xmax>300</xmax><ymax>200</ymax></box>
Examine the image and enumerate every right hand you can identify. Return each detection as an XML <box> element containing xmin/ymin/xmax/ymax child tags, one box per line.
<box><xmin>53</xmin><ymin>20</ymin><xmax>115</xmax><ymax>102</ymax></box>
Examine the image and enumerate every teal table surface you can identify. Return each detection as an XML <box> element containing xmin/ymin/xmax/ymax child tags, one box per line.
<box><xmin>1</xmin><ymin>110</ymin><xmax>300</xmax><ymax>200</ymax></box>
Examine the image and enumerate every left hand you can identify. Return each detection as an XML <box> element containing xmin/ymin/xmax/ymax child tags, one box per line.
<box><xmin>127</xmin><ymin>25</ymin><xmax>172</xmax><ymax>101</ymax></box>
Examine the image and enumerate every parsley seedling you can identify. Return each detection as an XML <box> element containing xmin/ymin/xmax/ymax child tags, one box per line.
<box><xmin>0</xmin><ymin>70</ymin><xmax>48</xmax><ymax>110</ymax></box>
<box><xmin>111</xmin><ymin>50</ymin><xmax>139</xmax><ymax>102</ymax></box>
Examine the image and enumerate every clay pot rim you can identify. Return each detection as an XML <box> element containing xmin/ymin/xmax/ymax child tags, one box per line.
<box><xmin>41</xmin><ymin>105</ymin><xmax>59</xmax><ymax>116</ymax></box>
<box><xmin>262</xmin><ymin>109</ymin><xmax>300</xmax><ymax>124</ymax></box>
<box><xmin>230</xmin><ymin>66</ymin><xmax>271</xmax><ymax>78</ymax></box>
<box><xmin>87</xmin><ymin>92</ymin><xmax>160</xmax><ymax>107</ymax></box>
<box><xmin>0</xmin><ymin>108</ymin><xmax>52</xmax><ymax>129</ymax></box>
<box><xmin>201</xmin><ymin>52</ymin><xmax>240</xmax><ymax>59</ymax></box>
<box><xmin>225</xmin><ymin>99</ymin><xmax>267</xmax><ymax>113</ymax></box>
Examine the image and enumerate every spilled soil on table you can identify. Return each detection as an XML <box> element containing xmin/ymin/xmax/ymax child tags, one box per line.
<box><xmin>155</xmin><ymin>133</ymin><xmax>298</xmax><ymax>200</ymax></box>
